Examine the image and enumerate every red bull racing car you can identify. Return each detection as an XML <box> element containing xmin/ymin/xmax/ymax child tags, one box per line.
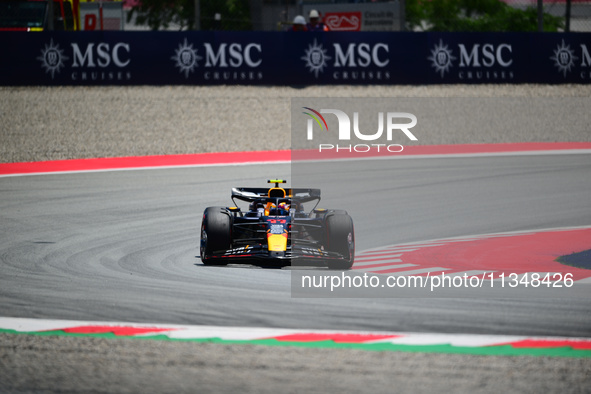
<box><xmin>200</xmin><ymin>180</ymin><xmax>355</xmax><ymax>269</ymax></box>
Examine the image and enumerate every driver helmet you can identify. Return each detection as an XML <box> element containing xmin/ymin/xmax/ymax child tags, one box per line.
<box><xmin>267</xmin><ymin>203</ymin><xmax>276</xmax><ymax>215</ymax></box>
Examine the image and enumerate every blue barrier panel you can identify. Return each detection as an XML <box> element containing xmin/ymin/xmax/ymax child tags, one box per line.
<box><xmin>0</xmin><ymin>31</ymin><xmax>285</xmax><ymax>85</ymax></box>
<box><xmin>528</xmin><ymin>34</ymin><xmax>591</xmax><ymax>83</ymax></box>
<box><xmin>284</xmin><ymin>31</ymin><xmax>419</xmax><ymax>84</ymax></box>
<box><xmin>0</xmin><ymin>31</ymin><xmax>589</xmax><ymax>85</ymax></box>
<box><xmin>424</xmin><ymin>33</ymin><xmax>529</xmax><ymax>84</ymax></box>
<box><xmin>425</xmin><ymin>33</ymin><xmax>591</xmax><ymax>84</ymax></box>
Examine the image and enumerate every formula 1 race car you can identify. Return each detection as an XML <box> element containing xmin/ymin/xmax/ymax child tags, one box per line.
<box><xmin>200</xmin><ymin>180</ymin><xmax>355</xmax><ymax>269</ymax></box>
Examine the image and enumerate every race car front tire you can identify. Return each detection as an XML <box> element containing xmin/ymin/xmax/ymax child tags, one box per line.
<box><xmin>325</xmin><ymin>213</ymin><xmax>355</xmax><ymax>270</ymax></box>
<box><xmin>200</xmin><ymin>207</ymin><xmax>231</xmax><ymax>266</ymax></box>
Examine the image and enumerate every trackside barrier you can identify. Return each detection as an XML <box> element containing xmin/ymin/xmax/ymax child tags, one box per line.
<box><xmin>1</xmin><ymin>31</ymin><xmax>590</xmax><ymax>85</ymax></box>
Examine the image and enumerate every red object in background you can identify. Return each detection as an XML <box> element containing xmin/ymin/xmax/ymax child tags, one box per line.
<box><xmin>122</xmin><ymin>0</ymin><xmax>141</xmax><ymax>8</ymax></box>
<box><xmin>324</xmin><ymin>12</ymin><xmax>362</xmax><ymax>31</ymax></box>
<box><xmin>84</xmin><ymin>13</ymin><xmax>97</xmax><ymax>30</ymax></box>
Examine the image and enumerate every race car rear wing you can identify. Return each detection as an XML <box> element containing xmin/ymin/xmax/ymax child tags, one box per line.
<box><xmin>231</xmin><ymin>187</ymin><xmax>321</xmax><ymax>203</ymax></box>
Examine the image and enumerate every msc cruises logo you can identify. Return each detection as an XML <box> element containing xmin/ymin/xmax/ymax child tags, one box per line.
<box><xmin>38</xmin><ymin>39</ymin><xmax>69</xmax><ymax>79</ymax></box>
<box><xmin>37</xmin><ymin>38</ymin><xmax>131</xmax><ymax>81</ymax></box>
<box><xmin>171</xmin><ymin>38</ymin><xmax>202</xmax><ymax>78</ymax></box>
<box><xmin>300</xmin><ymin>39</ymin><xmax>390</xmax><ymax>81</ymax></box>
<box><xmin>428</xmin><ymin>39</ymin><xmax>456</xmax><ymax>77</ymax></box>
<box><xmin>301</xmin><ymin>39</ymin><xmax>331</xmax><ymax>78</ymax></box>
<box><xmin>427</xmin><ymin>39</ymin><xmax>514</xmax><ymax>80</ymax></box>
<box><xmin>170</xmin><ymin>39</ymin><xmax>263</xmax><ymax>81</ymax></box>
<box><xmin>550</xmin><ymin>40</ymin><xmax>578</xmax><ymax>77</ymax></box>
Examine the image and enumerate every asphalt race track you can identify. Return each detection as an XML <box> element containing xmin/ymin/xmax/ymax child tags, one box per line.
<box><xmin>1</xmin><ymin>152</ymin><xmax>590</xmax><ymax>337</ymax></box>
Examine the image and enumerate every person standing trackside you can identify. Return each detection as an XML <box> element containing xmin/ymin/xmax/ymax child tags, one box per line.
<box><xmin>288</xmin><ymin>15</ymin><xmax>308</xmax><ymax>32</ymax></box>
<box><xmin>307</xmin><ymin>9</ymin><xmax>328</xmax><ymax>32</ymax></box>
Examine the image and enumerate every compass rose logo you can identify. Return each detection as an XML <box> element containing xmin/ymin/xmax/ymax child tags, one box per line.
<box><xmin>550</xmin><ymin>40</ymin><xmax>578</xmax><ymax>77</ymax></box>
<box><xmin>301</xmin><ymin>39</ymin><xmax>331</xmax><ymax>78</ymax></box>
<box><xmin>171</xmin><ymin>38</ymin><xmax>202</xmax><ymax>78</ymax></box>
<box><xmin>428</xmin><ymin>39</ymin><xmax>456</xmax><ymax>78</ymax></box>
<box><xmin>38</xmin><ymin>39</ymin><xmax>68</xmax><ymax>79</ymax></box>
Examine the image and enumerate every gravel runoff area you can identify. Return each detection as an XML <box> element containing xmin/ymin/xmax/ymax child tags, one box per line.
<box><xmin>1</xmin><ymin>84</ymin><xmax>590</xmax><ymax>393</ymax></box>
<box><xmin>1</xmin><ymin>333</ymin><xmax>590</xmax><ymax>394</ymax></box>
<box><xmin>1</xmin><ymin>84</ymin><xmax>591</xmax><ymax>163</ymax></box>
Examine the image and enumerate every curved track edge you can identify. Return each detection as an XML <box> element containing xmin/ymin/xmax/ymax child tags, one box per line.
<box><xmin>1</xmin><ymin>317</ymin><xmax>590</xmax><ymax>358</ymax></box>
<box><xmin>2</xmin><ymin>142</ymin><xmax>591</xmax><ymax>177</ymax></box>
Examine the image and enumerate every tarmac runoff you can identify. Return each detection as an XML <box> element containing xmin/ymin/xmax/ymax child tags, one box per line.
<box><xmin>0</xmin><ymin>142</ymin><xmax>590</xmax><ymax>358</ymax></box>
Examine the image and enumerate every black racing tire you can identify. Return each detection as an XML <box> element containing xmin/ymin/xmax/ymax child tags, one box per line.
<box><xmin>200</xmin><ymin>207</ymin><xmax>231</xmax><ymax>266</ymax></box>
<box><xmin>325</xmin><ymin>214</ymin><xmax>355</xmax><ymax>270</ymax></box>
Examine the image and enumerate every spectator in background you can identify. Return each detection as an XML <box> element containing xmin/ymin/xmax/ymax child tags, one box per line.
<box><xmin>212</xmin><ymin>13</ymin><xmax>221</xmax><ymax>30</ymax></box>
<box><xmin>307</xmin><ymin>9</ymin><xmax>328</xmax><ymax>32</ymax></box>
<box><xmin>289</xmin><ymin>15</ymin><xmax>308</xmax><ymax>31</ymax></box>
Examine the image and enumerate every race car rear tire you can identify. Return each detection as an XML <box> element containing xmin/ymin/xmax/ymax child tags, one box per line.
<box><xmin>200</xmin><ymin>207</ymin><xmax>231</xmax><ymax>266</ymax></box>
<box><xmin>325</xmin><ymin>214</ymin><xmax>355</xmax><ymax>270</ymax></box>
